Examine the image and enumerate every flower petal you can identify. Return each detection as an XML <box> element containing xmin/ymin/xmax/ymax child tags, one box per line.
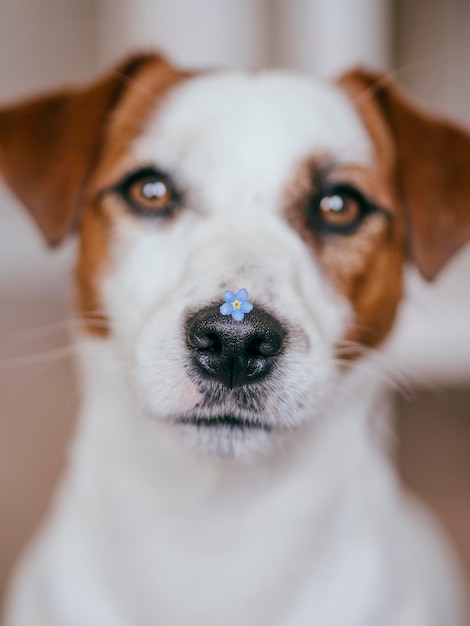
<box><xmin>236</xmin><ymin>288</ymin><xmax>249</xmax><ymax>302</ymax></box>
<box><xmin>220</xmin><ymin>303</ymin><xmax>233</xmax><ymax>315</ymax></box>
<box><xmin>223</xmin><ymin>290</ymin><xmax>236</xmax><ymax>303</ymax></box>
<box><xmin>232</xmin><ymin>309</ymin><xmax>244</xmax><ymax>322</ymax></box>
<box><xmin>240</xmin><ymin>301</ymin><xmax>253</xmax><ymax>313</ymax></box>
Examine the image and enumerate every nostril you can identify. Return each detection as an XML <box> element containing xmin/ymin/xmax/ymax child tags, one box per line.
<box><xmin>246</xmin><ymin>336</ymin><xmax>277</xmax><ymax>358</ymax></box>
<box><xmin>204</xmin><ymin>333</ymin><xmax>223</xmax><ymax>354</ymax></box>
<box><xmin>247</xmin><ymin>334</ymin><xmax>284</xmax><ymax>358</ymax></box>
<box><xmin>246</xmin><ymin>337</ymin><xmax>264</xmax><ymax>358</ymax></box>
<box><xmin>187</xmin><ymin>330</ymin><xmax>222</xmax><ymax>353</ymax></box>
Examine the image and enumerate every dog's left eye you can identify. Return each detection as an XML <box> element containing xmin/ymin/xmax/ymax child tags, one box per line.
<box><xmin>308</xmin><ymin>185</ymin><xmax>373</xmax><ymax>235</ymax></box>
<box><xmin>116</xmin><ymin>168</ymin><xmax>179</xmax><ymax>217</ymax></box>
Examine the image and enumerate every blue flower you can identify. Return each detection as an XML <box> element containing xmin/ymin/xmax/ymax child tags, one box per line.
<box><xmin>219</xmin><ymin>288</ymin><xmax>254</xmax><ymax>322</ymax></box>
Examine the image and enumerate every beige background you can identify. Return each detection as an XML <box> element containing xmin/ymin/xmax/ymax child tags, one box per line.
<box><xmin>1</xmin><ymin>0</ymin><xmax>469</xmax><ymax>610</ymax></box>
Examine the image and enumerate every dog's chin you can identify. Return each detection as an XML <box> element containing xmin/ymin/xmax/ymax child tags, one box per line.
<box><xmin>174</xmin><ymin>414</ymin><xmax>282</xmax><ymax>459</ymax></box>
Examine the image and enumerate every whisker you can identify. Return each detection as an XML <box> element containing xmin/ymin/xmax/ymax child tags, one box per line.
<box><xmin>3</xmin><ymin>311</ymin><xmax>110</xmax><ymax>342</ymax></box>
<box><xmin>0</xmin><ymin>344</ymin><xmax>81</xmax><ymax>368</ymax></box>
<box><xmin>334</xmin><ymin>337</ymin><xmax>421</xmax><ymax>397</ymax></box>
<box><xmin>350</xmin><ymin>57</ymin><xmax>444</xmax><ymax>108</ymax></box>
<box><xmin>328</xmin><ymin>55</ymin><xmax>449</xmax><ymax>164</ymax></box>
<box><xmin>6</xmin><ymin>319</ymin><xmax>80</xmax><ymax>341</ymax></box>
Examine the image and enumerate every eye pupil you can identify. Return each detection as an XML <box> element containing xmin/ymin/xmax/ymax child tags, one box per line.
<box><xmin>115</xmin><ymin>168</ymin><xmax>180</xmax><ymax>217</ymax></box>
<box><xmin>310</xmin><ymin>185</ymin><xmax>368</xmax><ymax>234</ymax></box>
<box><xmin>142</xmin><ymin>181</ymin><xmax>168</xmax><ymax>199</ymax></box>
<box><xmin>320</xmin><ymin>194</ymin><xmax>344</xmax><ymax>213</ymax></box>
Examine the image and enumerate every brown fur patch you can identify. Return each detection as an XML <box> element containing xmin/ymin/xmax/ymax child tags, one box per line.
<box><xmin>75</xmin><ymin>58</ymin><xmax>190</xmax><ymax>336</ymax></box>
<box><xmin>0</xmin><ymin>53</ymin><xmax>187</xmax><ymax>336</ymax></box>
<box><xmin>285</xmin><ymin>156</ymin><xmax>405</xmax><ymax>354</ymax></box>
<box><xmin>0</xmin><ymin>54</ymin><xmax>157</xmax><ymax>245</ymax></box>
<box><xmin>339</xmin><ymin>69</ymin><xmax>470</xmax><ymax>280</ymax></box>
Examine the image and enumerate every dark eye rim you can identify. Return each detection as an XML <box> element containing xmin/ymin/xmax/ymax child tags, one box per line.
<box><xmin>308</xmin><ymin>183</ymin><xmax>383</xmax><ymax>236</ymax></box>
<box><xmin>110</xmin><ymin>166</ymin><xmax>182</xmax><ymax>218</ymax></box>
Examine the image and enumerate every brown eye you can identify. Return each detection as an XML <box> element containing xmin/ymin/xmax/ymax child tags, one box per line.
<box><xmin>309</xmin><ymin>184</ymin><xmax>372</xmax><ymax>235</ymax></box>
<box><xmin>319</xmin><ymin>193</ymin><xmax>360</xmax><ymax>227</ymax></box>
<box><xmin>116</xmin><ymin>168</ymin><xmax>180</xmax><ymax>217</ymax></box>
<box><xmin>128</xmin><ymin>178</ymin><xmax>172</xmax><ymax>211</ymax></box>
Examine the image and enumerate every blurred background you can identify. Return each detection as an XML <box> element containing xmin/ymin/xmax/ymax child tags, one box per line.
<box><xmin>0</xmin><ymin>0</ymin><xmax>469</xmax><ymax>609</ymax></box>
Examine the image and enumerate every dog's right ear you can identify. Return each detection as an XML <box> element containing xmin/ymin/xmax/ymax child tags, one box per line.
<box><xmin>0</xmin><ymin>53</ymin><xmax>174</xmax><ymax>246</ymax></box>
<box><xmin>339</xmin><ymin>69</ymin><xmax>470</xmax><ymax>280</ymax></box>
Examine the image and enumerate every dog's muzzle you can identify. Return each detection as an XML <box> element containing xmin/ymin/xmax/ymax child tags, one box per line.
<box><xmin>186</xmin><ymin>305</ymin><xmax>286</xmax><ymax>389</ymax></box>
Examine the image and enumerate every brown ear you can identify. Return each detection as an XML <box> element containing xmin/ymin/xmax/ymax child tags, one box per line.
<box><xmin>0</xmin><ymin>53</ymin><xmax>169</xmax><ymax>246</ymax></box>
<box><xmin>339</xmin><ymin>69</ymin><xmax>470</xmax><ymax>280</ymax></box>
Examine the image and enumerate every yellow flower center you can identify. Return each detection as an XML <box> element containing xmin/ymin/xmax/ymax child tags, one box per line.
<box><xmin>232</xmin><ymin>300</ymin><xmax>242</xmax><ymax>309</ymax></box>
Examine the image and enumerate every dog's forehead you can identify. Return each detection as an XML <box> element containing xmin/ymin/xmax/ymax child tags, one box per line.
<box><xmin>132</xmin><ymin>71</ymin><xmax>373</xmax><ymax>200</ymax></box>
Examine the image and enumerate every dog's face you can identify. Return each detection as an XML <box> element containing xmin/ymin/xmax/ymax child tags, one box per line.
<box><xmin>83</xmin><ymin>69</ymin><xmax>404</xmax><ymax>457</ymax></box>
<box><xmin>1</xmin><ymin>55</ymin><xmax>470</xmax><ymax>457</ymax></box>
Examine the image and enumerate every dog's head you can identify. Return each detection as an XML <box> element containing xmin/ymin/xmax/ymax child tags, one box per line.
<box><xmin>2</xmin><ymin>54</ymin><xmax>470</xmax><ymax>457</ymax></box>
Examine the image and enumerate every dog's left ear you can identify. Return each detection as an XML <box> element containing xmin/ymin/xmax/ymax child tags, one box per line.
<box><xmin>0</xmin><ymin>53</ymin><xmax>174</xmax><ymax>246</ymax></box>
<box><xmin>339</xmin><ymin>69</ymin><xmax>470</xmax><ymax>280</ymax></box>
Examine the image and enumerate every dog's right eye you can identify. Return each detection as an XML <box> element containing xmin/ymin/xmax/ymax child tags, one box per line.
<box><xmin>308</xmin><ymin>184</ymin><xmax>376</xmax><ymax>235</ymax></box>
<box><xmin>115</xmin><ymin>168</ymin><xmax>180</xmax><ymax>217</ymax></box>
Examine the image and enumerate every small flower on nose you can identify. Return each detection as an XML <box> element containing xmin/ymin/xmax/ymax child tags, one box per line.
<box><xmin>219</xmin><ymin>288</ymin><xmax>254</xmax><ymax>322</ymax></box>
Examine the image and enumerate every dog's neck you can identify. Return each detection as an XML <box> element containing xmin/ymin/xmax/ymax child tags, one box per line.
<box><xmin>69</xmin><ymin>336</ymin><xmax>398</xmax><ymax>517</ymax></box>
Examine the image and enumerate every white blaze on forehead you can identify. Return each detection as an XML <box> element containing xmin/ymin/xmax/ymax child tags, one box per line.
<box><xmin>133</xmin><ymin>70</ymin><xmax>373</xmax><ymax>213</ymax></box>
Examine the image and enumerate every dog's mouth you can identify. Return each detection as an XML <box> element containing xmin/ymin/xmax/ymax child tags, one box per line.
<box><xmin>174</xmin><ymin>411</ymin><xmax>280</xmax><ymax>457</ymax></box>
<box><xmin>176</xmin><ymin>414</ymin><xmax>273</xmax><ymax>432</ymax></box>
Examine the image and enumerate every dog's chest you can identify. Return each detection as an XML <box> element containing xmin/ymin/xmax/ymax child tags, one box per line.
<box><xmin>120</xmin><ymin>509</ymin><xmax>387</xmax><ymax>626</ymax></box>
<box><xmin>49</xmin><ymin>444</ymin><xmax>393</xmax><ymax>626</ymax></box>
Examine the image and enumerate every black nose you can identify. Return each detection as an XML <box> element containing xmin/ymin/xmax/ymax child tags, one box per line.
<box><xmin>186</xmin><ymin>305</ymin><xmax>286</xmax><ymax>388</ymax></box>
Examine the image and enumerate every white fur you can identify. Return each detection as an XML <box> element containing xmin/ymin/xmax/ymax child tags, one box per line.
<box><xmin>3</xmin><ymin>71</ymin><xmax>467</xmax><ymax>625</ymax></box>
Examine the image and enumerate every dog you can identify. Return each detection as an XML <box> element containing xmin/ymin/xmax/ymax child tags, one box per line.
<box><xmin>1</xmin><ymin>53</ymin><xmax>469</xmax><ymax>626</ymax></box>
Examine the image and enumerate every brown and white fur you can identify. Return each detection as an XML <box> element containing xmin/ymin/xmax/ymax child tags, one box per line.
<box><xmin>2</xmin><ymin>54</ymin><xmax>470</xmax><ymax>626</ymax></box>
